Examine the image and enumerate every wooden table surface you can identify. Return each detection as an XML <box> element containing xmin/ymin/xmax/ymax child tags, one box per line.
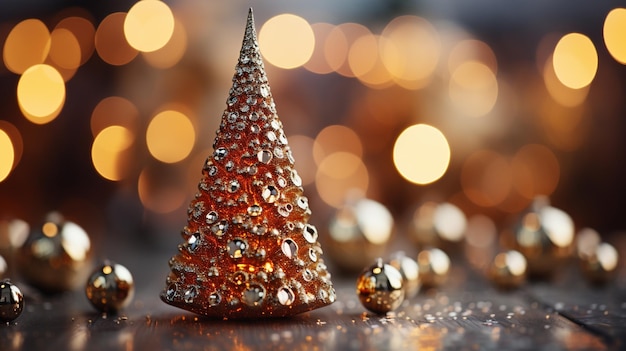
<box><xmin>1</xmin><ymin>242</ymin><xmax>624</xmax><ymax>351</ymax></box>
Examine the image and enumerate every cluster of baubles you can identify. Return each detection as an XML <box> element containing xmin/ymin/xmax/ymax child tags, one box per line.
<box><xmin>0</xmin><ymin>213</ymin><xmax>135</xmax><ymax>322</ymax></box>
<box><xmin>356</xmin><ymin>248</ymin><xmax>451</xmax><ymax>314</ymax></box>
<box><xmin>348</xmin><ymin>195</ymin><xmax>620</xmax><ymax>314</ymax></box>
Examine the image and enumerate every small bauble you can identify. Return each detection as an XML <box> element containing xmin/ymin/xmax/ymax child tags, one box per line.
<box><xmin>512</xmin><ymin>197</ymin><xmax>574</xmax><ymax>278</ymax></box>
<box><xmin>0</xmin><ymin>280</ymin><xmax>24</xmax><ymax>322</ymax></box>
<box><xmin>408</xmin><ymin>202</ymin><xmax>467</xmax><ymax>250</ymax></box>
<box><xmin>356</xmin><ymin>258</ymin><xmax>404</xmax><ymax>314</ymax></box>
<box><xmin>579</xmin><ymin>242</ymin><xmax>618</xmax><ymax>285</ymax></box>
<box><xmin>488</xmin><ymin>250</ymin><xmax>527</xmax><ymax>290</ymax></box>
<box><xmin>327</xmin><ymin>198</ymin><xmax>394</xmax><ymax>273</ymax></box>
<box><xmin>417</xmin><ymin>248</ymin><xmax>450</xmax><ymax>288</ymax></box>
<box><xmin>86</xmin><ymin>261</ymin><xmax>135</xmax><ymax>313</ymax></box>
<box><xmin>388</xmin><ymin>251</ymin><xmax>420</xmax><ymax>299</ymax></box>
<box><xmin>17</xmin><ymin>212</ymin><xmax>93</xmax><ymax>293</ymax></box>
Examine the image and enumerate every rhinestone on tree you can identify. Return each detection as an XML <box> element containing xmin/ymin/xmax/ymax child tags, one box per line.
<box><xmin>160</xmin><ymin>8</ymin><xmax>334</xmax><ymax>319</ymax></box>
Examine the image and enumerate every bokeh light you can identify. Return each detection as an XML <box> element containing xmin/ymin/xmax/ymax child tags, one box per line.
<box><xmin>124</xmin><ymin>0</ymin><xmax>175</xmax><ymax>53</ymax></box>
<box><xmin>393</xmin><ymin>124</ymin><xmax>451</xmax><ymax>185</ymax></box>
<box><xmin>17</xmin><ymin>64</ymin><xmax>65</xmax><ymax>124</ymax></box>
<box><xmin>316</xmin><ymin>152</ymin><xmax>369</xmax><ymax>208</ymax></box>
<box><xmin>3</xmin><ymin>19</ymin><xmax>50</xmax><ymax>74</ymax></box>
<box><xmin>0</xmin><ymin>121</ymin><xmax>23</xmax><ymax>172</ymax></box>
<box><xmin>448</xmin><ymin>39</ymin><xmax>497</xmax><ymax>74</ymax></box>
<box><xmin>449</xmin><ymin>61</ymin><xmax>498</xmax><ymax>117</ymax></box>
<box><xmin>91</xmin><ymin>96</ymin><xmax>140</xmax><ymax>137</ymax></box>
<box><xmin>313</xmin><ymin>124</ymin><xmax>363</xmax><ymax>165</ymax></box>
<box><xmin>95</xmin><ymin>12</ymin><xmax>139</xmax><ymax>66</ymax></box>
<box><xmin>138</xmin><ymin>166</ymin><xmax>186</xmax><ymax>213</ymax></box>
<box><xmin>259</xmin><ymin>14</ymin><xmax>314</xmax><ymax>69</ymax></box>
<box><xmin>146</xmin><ymin>110</ymin><xmax>195</xmax><ymax>163</ymax></box>
<box><xmin>142</xmin><ymin>17</ymin><xmax>187</xmax><ymax>69</ymax></box>
<box><xmin>511</xmin><ymin>144</ymin><xmax>560</xmax><ymax>199</ymax></box>
<box><xmin>348</xmin><ymin>34</ymin><xmax>393</xmax><ymax>89</ymax></box>
<box><xmin>0</xmin><ymin>130</ymin><xmax>14</xmax><ymax>182</ymax></box>
<box><xmin>461</xmin><ymin>150</ymin><xmax>511</xmax><ymax>207</ymax></box>
<box><xmin>91</xmin><ymin>126</ymin><xmax>134</xmax><ymax>181</ymax></box>
<box><xmin>552</xmin><ymin>33</ymin><xmax>598</xmax><ymax>89</ymax></box>
<box><xmin>47</xmin><ymin>28</ymin><xmax>81</xmax><ymax>81</ymax></box>
<box><xmin>543</xmin><ymin>54</ymin><xmax>589</xmax><ymax>107</ymax></box>
<box><xmin>327</xmin><ymin>23</ymin><xmax>370</xmax><ymax>77</ymax></box>
<box><xmin>303</xmin><ymin>23</ymin><xmax>335</xmax><ymax>74</ymax></box>
<box><xmin>381</xmin><ymin>15</ymin><xmax>440</xmax><ymax>89</ymax></box>
<box><xmin>55</xmin><ymin>16</ymin><xmax>96</xmax><ymax>66</ymax></box>
<box><xmin>603</xmin><ymin>8</ymin><xmax>626</xmax><ymax>65</ymax></box>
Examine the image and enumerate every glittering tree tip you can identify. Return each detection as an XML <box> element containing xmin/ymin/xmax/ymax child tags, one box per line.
<box><xmin>160</xmin><ymin>9</ymin><xmax>335</xmax><ymax>319</ymax></box>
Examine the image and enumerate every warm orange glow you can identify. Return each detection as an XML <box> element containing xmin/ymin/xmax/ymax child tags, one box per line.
<box><xmin>55</xmin><ymin>16</ymin><xmax>96</xmax><ymax>66</ymax></box>
<box><xmin>461</xmin><ymin>150</ymin><xmax>511</xmax><ymax>207</ymax></box>
<box><xmin>449</xmin><ymin>61</ymin><xmax>498</xmax><ymax>117</ymax></box>
<box><xmin>47</xmin><ymin>28</ymin><xmax>81</xmax><ymax>81</ymax></box>
<box><xmin>259</xmin><ymin>14</ymin><xmax>314</xmax><ymax>69</ymax></box>
<box><xmin>313</xmin><ymin>125</ymin><xmax>363</xmax><ymax>165</ymax></box>
<box><xmin>0</xmin><ymin>121</ymin><xmax>23</xmax><ymax>172</ymax></box>
<box><xmin>146</xmin><ymin>110</ymin><xmax>195</xmax><ymax>163</ymax></box>
<box><xmin>349</xmin><ymin>34</ymin><xmax>393</xmax><ymax>89</ymax></box>
<box><xmin>142</xmin><ymin>17</ymin><xmax>187</xmax><ymax>69</ymax></box>
<box><xmin>95</xmin><ymin>12</ymin><xmax>139</xmax><ymax>66</ymax></box>
<box><xmin>124</xmin><ymin>0</ymin><xmax>175</xmax><ymax>53</ymax></box>
<box><xmin>17</xmin><ymin>64</ymin><xmax>65</xmax><ymax>124</ymax></box>
<box><xmin>449</xmin><ymin>39</ymin><xmax>497</xmax><ymax>75</ymax></box>
<box><xmin>3</xmin><ymin>19</ymin><xmax>50</xmax><ymax>74</ymax></box>
<box><xmin>543</xmin><ymin>54</ymin><xmax>589</xmax><ymax>107</ymax></box>
<box><xmin>327</xmin><ymin>23</ymin><xmax>370</xmax><ymax>77</ymax></box>
<box><xmin>381</xmin><ymin>15</ymin><xmax>440</xmax><ymax>89</ymax></box>
<box><xmin>0</xmin><ymin>130</ymin><xmax>14</xmax><ymax>182</ymax></box>
<box><xmin>91</xmin><ymin>126</ymin><xmax>134</xmax><ymax>181</ymax></box>
<box><xmin>91</xmin><ymin>96</ymin><xmax>140</xmax><ymax>137</ymax></box>
<box><xmin>552</xmin><ymin>33</ymin><xmax>597</xmax><ymax>89</ymax></box>
<box><xmin>604</xmin><ymin>8</ymin><xmax>626</xmax><ymax>64</ymax></box>
<box><xmin>138</xmin><ymin>167</ymin><xmax>186</xmax><ymax>213</ymax></box>
<box><xmin>304</xmin><ymin>23</ymin><xmax>335</xmax><ymax>74</ymax></box>
<box><xmin>393</xmin><ymin>124</ymin><xmax>450</xmax><ymax>185</ymax></box>
<box><xmin>316</xmin><ymin>152</ymin><xmax>369</xmax><ymax>208</ymax></box>
<box><xmin>511</xmin><ymin>144</ymin><xmax>560</xmax><ymax>199</ymax></box>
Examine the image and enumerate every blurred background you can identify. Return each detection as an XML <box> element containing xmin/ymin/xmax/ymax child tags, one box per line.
<box><xmin>0</xmin><ymin>0</ymin><xmax>625</xmax><ymax>265</ymax></box>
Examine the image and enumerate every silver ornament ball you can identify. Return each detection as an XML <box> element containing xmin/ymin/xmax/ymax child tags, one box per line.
<box><xmin>0</xmin><ymin>280</ymin><xmax>24</xmax><ymax>322</ymax></box>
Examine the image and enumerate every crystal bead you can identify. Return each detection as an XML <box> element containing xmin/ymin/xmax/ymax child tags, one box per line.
<box><xmin>277</xmin><ymin>286</ymin><xmax>295</xmax><ymax>306</ymax></box>
<box><xmin>281</xmin><ymin>238</ymin><xmax>298</xmax><ymax>259</ymax></box>
<box><xmin>227</xmin><ymin>239</ymin><xmax>247</xmax><ymax>259</ymax></box>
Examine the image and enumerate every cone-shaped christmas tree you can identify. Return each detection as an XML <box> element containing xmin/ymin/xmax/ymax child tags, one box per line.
<box><xmin>160</xmin><ymin>9</ymin><xmax>335</xmax><ymax>319</ymax></box>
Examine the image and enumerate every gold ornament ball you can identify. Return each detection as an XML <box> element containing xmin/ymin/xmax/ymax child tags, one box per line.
<box><xmin>388</xmin><ymin>251</ymin><xmax>421</xmax><ymax>299</ymax></box>
<box><xmin>17</xmin><ymin>213</ymin><xmax>93</xmax><ymax>293</ymax></box>
<box><xmin>579</xmin><ymin>242</ymin><xmax>619</xmax><ymax>285</ymax></box>
<box><xmin>0</xmin><ymin>280</ymin><xmax>24</xmax><ymax>322</ymax></box>
<box><xmin>513</xmin><ymin>197</ymin><xmax>574</xmax><ymax>278</ymax></box>
<box><xmin>417</xmin><ymin>248</ymin><xmax>450</xmax><ymax>288</ymax></box>
<box><xmin>86</xmin><ymin>261</ymin><xmax>135</xmax><ymax>313</ymax></box>
<box><xmin>488</xmin><ymin>250</ymin><xmax>527</xmax><ymax>290</ymax></box>
<box><xmin>327</xmin><ymin>198</ymin><xmax>394</xmax><ymax>273</ymax></box>
<box><xmin>408</xmin><ymin>202</ymin><xmax>467</xmax><ymax>250</ymax></box>
<box><xmin>356</xmin><ymin>258</ymin><xmax>404</xmax><ymax>314</ymax></box>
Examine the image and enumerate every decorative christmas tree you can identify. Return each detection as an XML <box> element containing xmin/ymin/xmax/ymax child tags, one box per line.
<box><xmin>160</xmin><ymin>8</ymin><xmax>335</xmax><ymax>319</ymax></box>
